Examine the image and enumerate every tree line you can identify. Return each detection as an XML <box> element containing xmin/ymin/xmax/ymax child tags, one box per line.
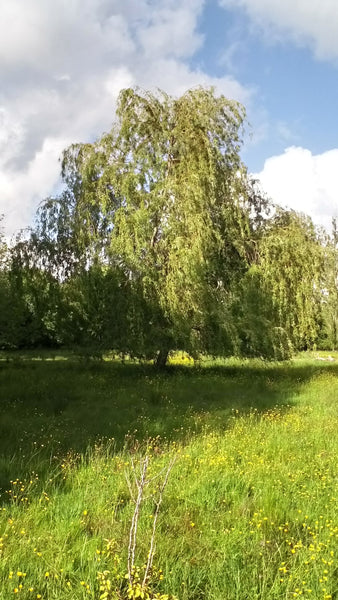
<box><xmin>1</xmin><ymin>87</ymin><xmax>337</xmax><ymax>364</ymax></box>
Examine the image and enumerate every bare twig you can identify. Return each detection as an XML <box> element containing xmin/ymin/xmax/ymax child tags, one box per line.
<box><xmin>127</xmin><ymin>455</ymin><xmax>149</xmax><ymax>584</ymax></box>
<box><xmin>142</xmin><ymin>456</ymin><xmax>176</xmax><ymax>587</ymax></box>
<box><xmin>125</xmin><ymin>451</ymin><xmax>176</xmax><ymax>591</ymax></box>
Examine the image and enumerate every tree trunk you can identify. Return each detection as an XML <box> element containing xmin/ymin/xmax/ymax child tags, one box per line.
<box><xmin>155</xmin><ymin>348</ymin><xmax>169</xmax><ymax>368</ymax></box>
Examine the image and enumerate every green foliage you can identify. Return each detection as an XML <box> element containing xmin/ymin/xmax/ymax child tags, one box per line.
<box><xmin>4</xmin><ymin>239</ymin><xmax>62</xmax><ymax>348</ymax></box>
<box><xmin>41</xmin><ymin>87</ymin><xmax>254</xmax><ymax>360</ymax></box>
<box><xmin>0</xmin><ymin>223</ymin><xmax>32</xmax><ymax>350</ymax></box>
<box><xmin>232</xmin><ymin>265</ymin><xmax>286</xmax><ymax>359</ymax></box>
<box><xmin>318</xmin><ymin>219</ymin><xmax>338</xmax><ymax>350</ymax></box>
<box><xmin>0</xmin><ymin>218</ymin><xmax>11</xmax><ymax>348</ymax></box>
<box><xmin>1</xmin><ymin>89</ymin><xmax>335</xmax><ymax>359</ymax></box>
<box><xmin>251</xmin><ymin>210</ymin><xmax>324</xmax><ymax>357</ymax></box>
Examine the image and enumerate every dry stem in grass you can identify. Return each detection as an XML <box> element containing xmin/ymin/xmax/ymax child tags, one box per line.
<box><xmin>125</xmin><ymin>453</ymin><xmax>176</xmax><ymax>588</ymax></box>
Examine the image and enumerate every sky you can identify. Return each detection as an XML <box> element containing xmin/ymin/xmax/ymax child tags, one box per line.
<box><xmin>1</xmin><ymin>0</ymin><xmax>338</xmax><ymax>237</ymax></box>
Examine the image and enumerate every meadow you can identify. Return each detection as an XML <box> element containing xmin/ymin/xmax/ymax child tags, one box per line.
<box><xmin>0</xmin><ymin>351</ymin><xmax>337</xmax><ymax>599</ymax></box>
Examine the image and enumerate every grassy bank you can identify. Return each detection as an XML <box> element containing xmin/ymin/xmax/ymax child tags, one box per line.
<box><xmin>0</xmin><ymin>354</ymin><xmax>337</xmax><ymax>599</ymax></box>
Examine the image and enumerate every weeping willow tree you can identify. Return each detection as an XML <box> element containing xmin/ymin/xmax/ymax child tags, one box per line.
<box><xmin>251</xmin><ymin>209</ymin><xmax>325</xmax><ymax>358</ymax></box>
<box><xmin>3</xmin><ymin>89</ymin><xmax>329</xmax><ymax>359</ymax></box>
<box><xmin>48</xmin><ymin>86</ymin><xmax>254</xmax><ymax>364</ymax></box>
<box><xmin>0</xmin><ymin>217</ymin><xmax>10</xmax><ymax>348</ymax></box>
<box><xmin>318</xmin><ymin>218</ymin><xmax>338</xmax><ymax>350</ymax></box>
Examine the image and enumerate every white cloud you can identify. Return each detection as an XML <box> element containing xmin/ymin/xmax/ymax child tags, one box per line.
<box><xmin>0</xmin><ymin>108</ymin><xmax>25</xmax><ymax>167</ymax></box>
<box><xmin>255</xmin><ymin>146</ymin><xmax>338</xmax><ymax>230</ymax></box>
<box><xmin>219</xmin><ymin>0</ymin><xmax>338</xmax><ymax>60</ymax></box>
<box><xmin>137</xmin><ymin>1</ymin><xmax>205</xmax><ymax>59</ymax></box>
<box><xmin>0</xmin><ymin>137</ymin><xmax>73</xmax><ymax>240</ymax></box>
<box><xmin>0</xmin><ymin>0</ymin><xmax>252</xmax><ymax>237</ymax></box>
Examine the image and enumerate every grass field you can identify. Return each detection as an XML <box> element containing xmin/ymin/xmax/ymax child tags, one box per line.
<box><xmin>0</xmin><ymin>352</ymin><xmax>337</xmax><ymax>599</ymax></box>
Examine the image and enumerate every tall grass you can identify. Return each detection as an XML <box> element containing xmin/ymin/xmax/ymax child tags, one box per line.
<box><xmin>0</xmin><ymin>353</ymin><xmax>337</xmax><ymax>599</ymax></box>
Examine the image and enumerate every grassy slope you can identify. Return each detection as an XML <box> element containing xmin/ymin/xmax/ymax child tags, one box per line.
<box><xmin>0</xmin><ymin>353</ymin><xmax>337</xmax><ymax>599</ymax></box>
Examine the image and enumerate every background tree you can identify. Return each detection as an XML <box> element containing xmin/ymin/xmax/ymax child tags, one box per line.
<box><xmin>0</xmin><ymin>217</ymin><xmax>12</xmax><ymax>348</ymax></box>
<box><xmin>317</xmin><ymin>218</ymin><xmax>338</xmax><ymax>350</ymax></box>
<box><xmin>241</xmin><ymin>209</ymin><xmax>325</xmax><ymax>358</ymax></box>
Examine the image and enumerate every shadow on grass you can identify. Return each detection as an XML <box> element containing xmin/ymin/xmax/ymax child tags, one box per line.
<box><xmin>0</xmin><ymin>356</ymin><xmax>337</xmax><ymax>496</ymax></box>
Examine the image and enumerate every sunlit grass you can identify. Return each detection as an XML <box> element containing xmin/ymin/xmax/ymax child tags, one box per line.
<box><xmin>0</xmin><ymin>354</ymin><xmax>337</xmax><ymax>599</ymax></box>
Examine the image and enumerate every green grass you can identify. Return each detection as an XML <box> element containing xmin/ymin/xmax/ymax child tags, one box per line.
<box><xmin>0</xmin><ymin>353</ymin><xmax>337</xmax><ymax>599</ymax></box>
